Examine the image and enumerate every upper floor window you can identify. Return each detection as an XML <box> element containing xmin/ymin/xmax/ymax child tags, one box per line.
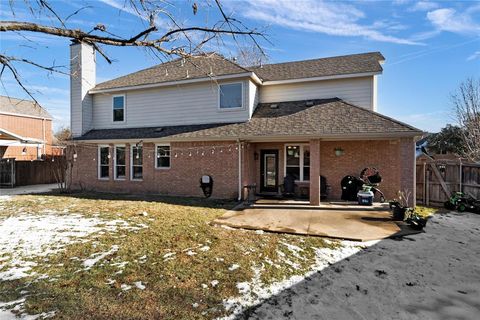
<box><xmin>156</xmin><ymin>144</ymin><xmax>171</xmax><ymax>169</ymax></box>
<box><xmin>219</xmin><ymin>83</ymin><xmax>243</xmax><ymax>109</ymax></box>
<box><xmin>113</xmin><ymin>95</ymin><xmax>125</xmax><ymax>122</ymax></box>
<box><xmin>98</xmin><ymin>145</ymin><xmax>110</xmax><ymax>179</ymax></box>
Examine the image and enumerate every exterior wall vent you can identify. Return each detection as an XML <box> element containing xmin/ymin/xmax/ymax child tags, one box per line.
<box><xmin>306</xmin><ymin>101</ymin><xmax>314</xmax><ymax>106</ymax></box>
<box><xmin>270</xmin><ymin>104</ymin><xmax>278</xmax><ymax>109</ymax></box>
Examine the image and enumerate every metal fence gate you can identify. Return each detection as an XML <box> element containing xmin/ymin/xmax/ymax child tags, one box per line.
<box><xmin>0</xmin><ymin>158</ymin><xmax>15</xmax><ymax>188</ymax></box>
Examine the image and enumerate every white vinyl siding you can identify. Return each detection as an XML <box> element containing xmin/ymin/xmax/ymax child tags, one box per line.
<box><xmin>92</xmin><ymin>80</ymin><xmax>250</xmax><ymax>129</ymax></box>
<box><xmin>248</xmin><ymin>80</ymin><xmax>259</xmax><ymax>118</ymax></box>
<box><xmin>260</xmin><ymin>76</ymin><xmax>375</xmax><ymax>110</ymax></box>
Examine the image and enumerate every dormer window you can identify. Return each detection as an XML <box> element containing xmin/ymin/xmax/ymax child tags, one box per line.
<box><xmin>219</xmin><ymin>83</ymin><xmax>243</xmax><ymax>109</ymax></box>
<box><xmin>113</xmin><ymin>95</ymin><xmax>125</xmax><ymax>122</ymax></box>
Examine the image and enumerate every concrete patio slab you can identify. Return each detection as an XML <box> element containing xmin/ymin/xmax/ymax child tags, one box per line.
<box><xmin>213</xmin><ymin>204</ymin><xmax>403</xmax><ymax>241</ymax></box>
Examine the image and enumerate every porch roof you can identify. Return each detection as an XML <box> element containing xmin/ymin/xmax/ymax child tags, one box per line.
<box><xmin>75</xmin><ymin>98</ymin><xmax>422</xmax><ymax>141</ymax></box>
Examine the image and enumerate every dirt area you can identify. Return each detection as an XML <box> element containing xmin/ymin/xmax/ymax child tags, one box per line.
<box><xmin>236</xmin><ymin>211</ymin><xmax>480</xmax><ymax>320</ymax></box>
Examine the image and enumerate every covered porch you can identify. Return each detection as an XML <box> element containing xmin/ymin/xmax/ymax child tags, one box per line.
<box><xmin>240</xmin><ymin>138</ymin><xmax>414</xmax><ymax>206</ymax></box>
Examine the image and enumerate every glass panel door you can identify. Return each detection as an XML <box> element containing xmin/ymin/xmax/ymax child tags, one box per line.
<box><xmin>260</xmin><ymin>150</ymin><xmax>278</xmax><ymax>192</ymax></box>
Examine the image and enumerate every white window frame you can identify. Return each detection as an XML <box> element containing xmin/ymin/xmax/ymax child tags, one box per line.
<box><xmin>112</xmin><ymin>94</ymin><xmax>126</xmax><ymax>123</ymax></box>
<box><xmin>114</xmin><ymin>144</ymin><xmax>126</xmax><ymax>181</ymax></box>
<box><xmin>284</xmin><ymin>144</ymin><xmax>310</xmax><ymax>182</ymax></box>
<box><xmin>98</xmin><ymin>145</ymin><xmax>110</xmax><ymax>180</ymax></box>
<box><xmin>130</xmin><ymin>144</ymin><xmax>143</xmax><ymax>181</ymax></box>
<box><xmin>155</xmin><ymin>143</ymin><xmax>171</xmax><ymax>169</ymax></box>
<box><xmin>217</xmin><ymin>81</ymin><xmax>244</xmax><ymax>111</ymax></box>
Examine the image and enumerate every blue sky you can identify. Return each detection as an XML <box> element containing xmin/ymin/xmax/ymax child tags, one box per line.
<box><xmin>1</xmin><ymin>0</ymin><xmax>479</xmax><ymax>132</ymax></box>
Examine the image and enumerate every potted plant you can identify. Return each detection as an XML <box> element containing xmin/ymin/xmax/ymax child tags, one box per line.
<box><xmin>405</xmin><ymin>209</ymin><xmax>428</xmax><ymax>230</ymax></box>
<box><xmin>389</xmin><ymin>190</ymin><xmax>411</xmax><ymax>221</ymax></box>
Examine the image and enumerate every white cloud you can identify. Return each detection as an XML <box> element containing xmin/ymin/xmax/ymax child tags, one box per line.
<box><xmin>467</xmin><ymin>51</ymin><xmax>480</xmax><ymax>61</ymax></box>
<box><xmin>232</xmin><ymin>0</ymin><xmax>421</xmax><ymax>45</ymax></box>
<box><xmin>427</xmin><ymin>7</ymin><xmax>480</xmax><ymax>34</ymax></box>
<box><xmin>409</xmin><ymin>1</ymin><xmax>439</xmax><ymax>12</ymax></box>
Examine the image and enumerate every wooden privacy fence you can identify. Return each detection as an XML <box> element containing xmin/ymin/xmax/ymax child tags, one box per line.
<box><xmin>14</xmin><ymin>156</ymin><xmax>65</xmax><ymax>187</ymax></box>
<box><xmin>416</xmin><ymin>159</ymin><xmax>480</xmax><ymax>206</ymax></box>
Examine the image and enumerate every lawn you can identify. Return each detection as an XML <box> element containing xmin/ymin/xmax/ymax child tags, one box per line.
<box><xmin>0</xmin><ymin>192</ymin><xmax>366</xmax><ymax>319</ymax></box>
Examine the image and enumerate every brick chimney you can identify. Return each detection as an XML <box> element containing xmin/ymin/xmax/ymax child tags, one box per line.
<box><xmin>70</xmin><ymin>41</ymin><xmax>96</xmax><ymax>137</ymax></box>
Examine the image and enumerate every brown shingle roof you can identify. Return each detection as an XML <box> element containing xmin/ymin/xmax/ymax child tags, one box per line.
<box><xmin>0</xmin><ymin>95</ymin><xmax>51</xmax><ymax>119</ymax></box>
<box><xmin>93</xmin><ymin>53</ymin><xmax>249</xmax><ymax>91</ymax></box>
<box><xmin>76</xmin><ymin>98</ymin><xmax>421</xmax><ymax>141</ymax></box>
<box><xmin>250</xmin><ymin>52</ymin><xmax>384</xmax><ymax>81</ymax></box>
<box><xmin>92</xmin><ymin>52</ymin><xmax>385</xmax><ymax>91</ymax></box>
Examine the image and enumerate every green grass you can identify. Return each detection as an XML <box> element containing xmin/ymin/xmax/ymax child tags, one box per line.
<box><xmin>0</xmin><ymin>193</ymin><xmax>338</xmax><ymax>319</ymax></box>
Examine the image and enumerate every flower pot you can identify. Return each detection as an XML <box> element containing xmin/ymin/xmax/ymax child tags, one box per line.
<box><xmin>392</xmin><ymin>205</ymin><xmax>407</xmax><ymax>221</ymax></box>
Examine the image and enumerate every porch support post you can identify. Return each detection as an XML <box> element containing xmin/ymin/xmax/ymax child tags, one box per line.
<box><xmin>309</xmin><ymin>139</ymin><xmax>321</xmax><ymax>206</ymax></box>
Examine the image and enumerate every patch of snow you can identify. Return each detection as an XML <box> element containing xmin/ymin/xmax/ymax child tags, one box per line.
<box><xmin>192</xmin><ymin>303</ymin><xmax>199</xmax><ymax>308</ymax></box>
<box><xmin>163</xmin><ymin>252</ymin><xmax>175</xmax><ymax>259</ymax></box>
<box><xmin>201</xmin><ymin>283</ymin><xmax>208</xmax><ymax>289</ymax></box>
<box><xmin>121</xmin><ymin>284</ymin><xmax>132</xmax><ymax>291</ymax></box>
<box><xmin>186</xmin><ymin>250</ymin><xmax>197</xmax><ymax>256</ymax></box>
<box><xmin>211</xmin><ymin>280</ymin><xmax>219</xmax><ymax>287</ymax></box>
<box><xmin>134</xmin><ymin>281</ymin><xmax>145</xmax><ymax>290</ymax></box>
<box><xmin>82</xmin><ymin>245</ymin><xmax>119</xmax><ymax>270</ymax></box>
<box><xmin>254</xmin><ymin>230</ymin><xmax>264</xmax><ymax>234</ymax></box>
<box><xmin>215</xmin><ymin>257</ymin><xmax>224</xmax><ymax>262</ymax></box>
<box><xmin>106</xmin><ymin>279</ymin><xmax>116</xmax><ymax>285</ymax></box>
<box><xmin>228</xmin><ymin>264</ymin><xmax>240</xmax><ymax>271</ymax></box>
<box><xmin>199</xmin><ymin>245</ymin><xmax>210</xmax><ymax>252</ymax></box>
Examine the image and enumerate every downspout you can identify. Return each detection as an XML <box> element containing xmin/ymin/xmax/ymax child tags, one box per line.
<box><xmin>237</xmin><ymin>139</ymin><xmax>242</xmax><ymax>201</ymax></box>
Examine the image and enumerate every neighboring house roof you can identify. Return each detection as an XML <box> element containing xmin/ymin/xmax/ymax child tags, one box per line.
<box><xmin>0</xmin><ymin>95</ymin><xmax>52</xmax><ymax>119</ymax></box>
<box><xmin>75</xmin><ymin>98</ymin><xmax>422</xmax><ymax>141</ymax></box>
<box><xmin>93</xmin><ymin>53</ymin><xmax>250</xmax><ymax>91</ymax></box>
<box><xmin>92</xmin><ymin>52</ymin><xmax>385</xmax><ymax>91</ymax></box>
<box><xmin>250</xmin><ymin>52</ymin><xmax>384</xmax><ymax>81</ymax></box>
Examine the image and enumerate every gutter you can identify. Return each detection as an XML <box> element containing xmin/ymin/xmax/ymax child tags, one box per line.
<box><xmin>72</xmin><ymin>131</ymin><xmax>424</xmax><ymax>144</ymax></box>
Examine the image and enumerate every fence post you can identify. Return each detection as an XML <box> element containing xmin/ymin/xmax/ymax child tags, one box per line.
<box><xmin>459</xmin><ymin>158</ymin><xmax>463</xmax><ymax>193</ymax></box>
<box><xmin>426</xmin><ymin>167</ymin><xmax>430</xmax><ymax>206</ymax></box>
<box><xmin>422</xmin><ymin>161</ymin><xmax>426</xmax><ymax>205</ymax></box>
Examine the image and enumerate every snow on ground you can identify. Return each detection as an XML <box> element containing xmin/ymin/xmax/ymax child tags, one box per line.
<box><xmin>0</xmin><ymin>202</ymin><xmax>149</xmax><ymax>319</ymax></box>
<box><xmin>220</xmin><ymin>239</ymin><xmax>376</xmax><ymax>319</ymax></box>
<box><xmin>220</xmin><ymin>212</ymin><xmax>480</xmax><ymax>320</ymax></box>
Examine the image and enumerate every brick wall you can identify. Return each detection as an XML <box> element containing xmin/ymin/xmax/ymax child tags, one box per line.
<box><xmin>69</xmin><ymin>138</ymin><xmax>416</xmax><ymax>202</ymax></box>
<box><xmin>69</xmin><ymin>141</ymin><xmax>239</xmax><ymax>199</ymax></box>
<box><xmin>0</xmin><ymin>114</ymin><xmax>53</xmax><ymax>160</ymax></box>
<box><xmin>246</xmin><ymin>139</ymin><xmax>412</xmax><ymax>202</ymax></box>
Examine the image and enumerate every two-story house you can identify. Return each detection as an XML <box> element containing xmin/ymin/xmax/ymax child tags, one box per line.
<box><xmin>69</xmin><ymin>42</ymin><xmax>422</xmax><ymax>206</ymax></box>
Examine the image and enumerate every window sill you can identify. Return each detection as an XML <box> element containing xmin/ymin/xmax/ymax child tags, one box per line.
<box><xmin>155</xmin><ymin>166</ymin><xmax>171</xmax><ymax>170</ymax></box>
<box><xmin>114</xmin><ymin>178</ymin><xmax>126</xmax><ymax>181</ymax></box>
<box><xmin>131</xmin><ymin>179</ymin><xmax>143</xmax><ymax>182</ymax></box>
<box><xmin>218</xmin><ymin>107</ymin><xmax>245</xmax><ymax>112</ymax></box>
<box><xmin>98</xmin><ymin>178</ymin><xmax>110</xmax><ymax>181</ymax></box>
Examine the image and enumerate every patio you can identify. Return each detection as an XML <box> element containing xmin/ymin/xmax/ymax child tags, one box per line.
<box><xmin>213</xmin><ymin>200</ymin><xmax>415</xmax><ymax>241</ymax></box>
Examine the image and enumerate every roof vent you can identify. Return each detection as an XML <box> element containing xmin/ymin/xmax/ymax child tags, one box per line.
<box><xmin>306</xmin><ymin>101</ymin><xmax>314</xmax><ymax>106</ymax></box>
<box><xmin>270</xmin><ymin>104</ymin><xmax>278</xmax><ymax>109</ymax></box>
<box><xmin>154</xmin><ymin>128</ymin><xmax>163</xmax><ymax>132</ymax></box>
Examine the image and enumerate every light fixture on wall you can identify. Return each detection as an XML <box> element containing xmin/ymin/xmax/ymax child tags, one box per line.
<box><xmin>334</xmin><ymin>147</ymin><xmax>344</xmax><ymax>157</ymax></box>
<box><xmin>21</xmin><ymin>147</ymin><xmax>27</xmax><ymax>155</ymax></box>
